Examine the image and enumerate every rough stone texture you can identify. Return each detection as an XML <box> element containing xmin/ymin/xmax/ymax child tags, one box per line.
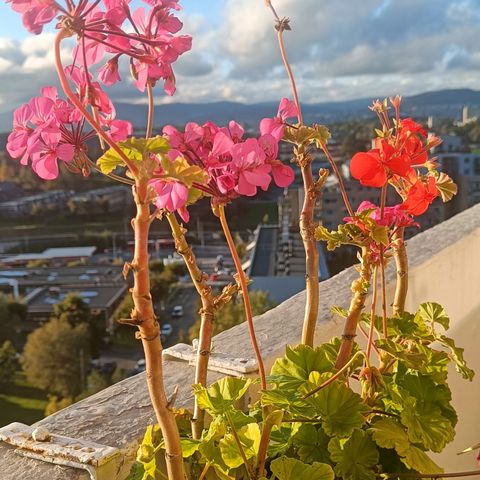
<box><xmin>0</xmin><ymin>203</ymin><xmax>479</xmax><ymax>479</ymax></box>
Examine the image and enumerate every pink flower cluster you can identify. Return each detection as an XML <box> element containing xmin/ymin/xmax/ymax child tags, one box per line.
<box><xmin>7</xmin><ymin>0</ymin><xmax>58</xmax><ymax>34</ymax></box>
<box><xmin>155</xmin><ymin>98</ymin><xmax>298</xmax><ymax>221</ymax></box>
<box><xmin>6</xmin><ymin>0</ymin><xmax>191</xmax><ymax>96</ymax></box>
<box><xmin>7</xmin><ymin>67</ymin><xmax>132</xmax><ymax>180</ymax></box>
<box><xmin>344</xmin><ymin>201</ymin><xmax>419</xmax><ymax>229</ymax></box>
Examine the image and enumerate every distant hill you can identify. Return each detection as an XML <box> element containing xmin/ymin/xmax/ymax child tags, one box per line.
<box><xmin>1</xmin><ymin>88</ymin><xmax>480</xmax><ymax>135</ymax></box>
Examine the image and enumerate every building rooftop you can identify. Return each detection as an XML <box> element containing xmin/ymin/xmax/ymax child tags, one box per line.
<box><xmin>3</xmin><ymin>246</ymin><xmax>97</xmax><ymax>265</ymax></box>
<box><xmin>26</xmin><ymin>284</ymin><xmax>127</xmax><ymax>316</ymax></box>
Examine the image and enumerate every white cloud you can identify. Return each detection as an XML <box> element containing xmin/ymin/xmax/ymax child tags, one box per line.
<box><xmin>0</xmin><ymin>0</ymin><xmax>480</xmax><ymax>122</ymax></box>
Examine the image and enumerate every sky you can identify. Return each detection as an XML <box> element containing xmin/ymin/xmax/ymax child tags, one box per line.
<box><xmin>1</xmin><ymin>0</ymin><xmax>480</xmax><ymax>118</ymax></box>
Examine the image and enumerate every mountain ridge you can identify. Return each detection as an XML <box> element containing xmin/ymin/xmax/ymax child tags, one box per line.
<box><xmin>1</xmin><ymin>88</ymin><xmax>479</xmax><ymax>133</ymax></box>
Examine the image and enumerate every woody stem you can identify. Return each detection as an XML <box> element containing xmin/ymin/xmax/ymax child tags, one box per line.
<box><xmin>146</xmin><ymin>82</ymin><xmax>154</xmax><ymax>139</ymax></box>
<box><xmin>217</xmin><ymin>204</ymin><xmax>267</xmax><ymax>391</ymax></box>
<box><xmin>335</xmin><ymin>247</ymin><xmax>372</xmax><ymax>370</ymax></box>
<box><xmin>392</xmin><ymin>227</ymin><xmax>408</xmax><ymax>316</ymax></box>
<box><xmin>266</xmin><ymin>2</ymin><xmax>320</xmax><ymax>347</ymax></box>
<box><xmin>131</xmin><ymin>181</ymin><xmax>184</xmax><ymax>480</ymax></box>
<box><xmin>379</xmin><ymin>184</ymin><xmax>388</xmax><ymax>338</ymax></box>
<box><xmin>166</xmin><ymin>213</ymin><xmax>216</xmax><ymax>440</ymax></box>
<box><xmin>366</xmin><ymin>265</ymin><xmax>379</xmax><ymax>361</ymax></box>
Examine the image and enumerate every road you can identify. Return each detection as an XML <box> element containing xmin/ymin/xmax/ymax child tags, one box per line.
<box><xmin>160</xmin><ymin>285</ymin><xmax>199</xmax><ymax>348</ymax></box>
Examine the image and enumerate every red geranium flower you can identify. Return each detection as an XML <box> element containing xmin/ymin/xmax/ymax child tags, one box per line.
<box><xmin>350</xmin><ymin>139</ymin><xmax>411</xmax><ymax>188</ymax></box>
<box><xmin>401</xmin><ymin>176</ymin><xmax>438</xmax><ymax>216</ymax></box>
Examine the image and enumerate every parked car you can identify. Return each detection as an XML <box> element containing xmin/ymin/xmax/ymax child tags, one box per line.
<box><xmin>170</xmin><ymin>305</ymin><xmax>184</xmax><ymax>318</ymax></box>
<box><xmin>89</xmin><ymin>359</ymin><xmax>117</xmax><ymax>378</ymax></box>
<box><xmin>161</xmin><ymin>323</ymin><xmax>173</xmax><ymax>337</ymax></box>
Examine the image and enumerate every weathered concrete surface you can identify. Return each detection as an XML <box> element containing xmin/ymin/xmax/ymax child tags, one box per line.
<box><xmin>0</xmin><ymin>203</ymin><xmax>479</xmax><ymax>478</ymax></box>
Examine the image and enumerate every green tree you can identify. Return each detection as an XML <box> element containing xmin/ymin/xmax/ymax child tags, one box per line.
<box><xmin>165</xmin><ymin>262</ymin><xmax>187</xmax><ymax>278</ymax></box>
<box><xmin>0</xmin><ymin>293</ymin><xmax>27</xmax><ymax>345</ymax></box>
<box><xmin>188</xmin><ymin>291</ymin><xmax>276</xmax><ymax>342</ymax></box>
<box><xmin>22</xmin><ymin>318</ymin><xmax>90</xmax><ymax>398</ymax></box>
<box><xmin>44</xmin><ymin>396</ymin><xmax>74</xmax><ymax>416</ymax></box>
<box><xmin>76</xmin><ymin>369</ymin><xmax>110</xmax><ymax>400</ymax></box>
<box><xmin>151</xmin><ymin>271</ymin><xmax>175</xmax><ymax>304</ymax></box>
<box><xmin>149</xmin><ymin>259</ymin><xmax>165</xmax><ymax>274</ymax></box>
<box><xmin>52</xmin><ymin>293</ymin><xmax>91</xmax><ymax>327</ymax></box>
<box><xmin>113</xmin><ymin>293</ymin><xmax>134</xmax><ymax>322</ymax></box>
<box><xmin>0</xmin><ymin>340</ymin><xmax>17</xmax><ymax>384</ymax></box>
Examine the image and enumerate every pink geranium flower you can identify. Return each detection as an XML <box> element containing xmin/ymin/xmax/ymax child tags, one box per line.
<box><xmin>151</xmin><ymin>179</ymin><xmax>189</xmax><ymax>220</ymax></box>
<box><xmin>29</xmin><ymin>140</ymin><xmax>75</xmax><ymax>180</ymax></box>
<box><xmin>260</xmin><ymin>98</ymin><xmax>298</xmax><ymax>141</ymax></box>
<box><xmin>231</xmin><ymin>138</ymin><xmax>271</xmax><ymax>196</ymax></box>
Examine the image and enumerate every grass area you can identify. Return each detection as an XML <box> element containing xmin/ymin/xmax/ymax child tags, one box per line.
<box><xmin>0</xmin><ymin>371</ymin><xmax>47</xmax><ymax>427</ymax></box>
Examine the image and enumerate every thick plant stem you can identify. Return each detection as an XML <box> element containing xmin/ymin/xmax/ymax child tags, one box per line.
<box><xmin>266</xmin><ymin>3</ymin><xmax>320</xmax><ymax>347</ymax></box>
<box><xmin>146</xmin><ymin>82</ymin><xmax>154</xmax><ymax>139</ymax></box>
<box><xmin>132</xmin><ymin>181</ymin><xmax>184</xmax><ymax>480</ymax></box>
<box><xmin>217</xmin><ymin>205</ymin><xmax>267</xmax><ymax>391</ymax></box>
<box><xmin>255</xmin><ymin>420</ymin><xmax>275</xmax><ymax>478</ymax></box>
<box><xmin>299</xmin><ymin>177</ymin><xmax>320</xmax><ymax>347</ymax></box>
<box><xmin>166</xmin><ymin>213</ymin><xmax>215</xmax><ymax>439</ymax></box>
<box><xmin>379</xmin><ymin>185</ymin><xmax>388</xmax><ymax>337</ymax></box>
<box><xmin>366</xmin><ymin>265</ymin><xmax>379</xmax><ymax>362</ymax></box>
<box><xmin>335</xmin><ymin>247</ymin><xmax>372</xmax><ymax>370</ymax></box>
<box><xmin>56</xmin><ymin>31</ymin><xmax>183</xmax><ymax>478</ymax></box>
<box><xmin>392</xmin><ymin>227</ymin><xmax>408</xmax><ymax>316</ymax></box>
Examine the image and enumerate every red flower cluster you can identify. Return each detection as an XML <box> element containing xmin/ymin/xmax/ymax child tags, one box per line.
<box><xmin>349</xmin><ymin>97</ymin><xmax>441</xmax><ymax>216</ymax></box>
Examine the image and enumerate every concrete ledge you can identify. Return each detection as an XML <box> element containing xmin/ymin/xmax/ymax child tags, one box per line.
<box><xmin>1</xmin><ymin>203</ymin><xmax>479</xmax><ymax>478</ymax></box>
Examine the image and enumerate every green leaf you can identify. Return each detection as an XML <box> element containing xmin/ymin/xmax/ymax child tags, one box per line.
<box><xmin>375</xmin><ymin>338</ymin><xmax>428</xmax><ymax>370</ymax></box>
<box><xmin>434</xmin><ymin>334</ymin><xmax>475</xmax><ymax>381</ymax></box>
<box><xmin>308</xmin><ymin>380</ymin><xmax>368</xmax><ymax>438</ymax></box>
<box><xmin>416</xmin><ymin>302</ymin><xmax>450</xmax><ymax>330</ymax></box>
<box><xmin>369</xmin><ymin>418</ymin><xmax>410</xmax><ymax>452</ymax></box>
<box><xmin>398</xmin><ymin>375</ymin><xmax>456</xmax><ymax>452</ymax></box>
<box><xmin>160</xmin><ymin>155</ymin><xmax>207</xmax><ymax>187</ymax></box>
<box><xmin>199</xmin><ymin>439</ymin><xmax>232</xmax><ymax>479</ymax></box>
<box><xmin>270</xmin><ymin>456</ymin><xmax>334</xmax><ymax>480</ymax></box>
<box><xmin>97</xmin><ymin>149</ymin><xmax>125</xmax><ymax>175</ymax></box>
<box><xmin>435</xmin><ymin>172</ymin><xmax>457</xmax><ymax>202</ymax></box>
<box><xmin>401</xmin><ymin>445</ymin><xmax>443</xmax><ymax>474</ymax></box>
<box><xmin>292</xmin><ymin>424</ymin><xmax>331</xmax><ymax>464</ymax></box>
<box><xmin>180</xmin><ymin>438</ymin><xmax>200</xmax><ymax>458</ymax></box>
<box><xmin>315</xmin><ymin>224</ymin><xmax>358</xmax><ymax>250</ymax></box>
<box><xmin>370</xmin><ymin>225</ymin><xmax>389</xmax><ymax>246</ymax></box>
<box><xmin>399</xmin><ymin>372</ymin><xmax>457</xmax><ymax>425</ymax></box>
<box><xmin>261</xmin><ymin>388</ymin><xmax>315</xmax><ymax>418</ymax></box>
<box><xmin>219</xmin><ymin>423</ymin><xmax>260</xmax><ymax>469</ymax></box>
<box><xmin>121</xmin><ymin>136</ymin><xmax>170</xmax><ymax>156</ymax></box>
<box><xmin>331</xmin><ymin>306</ymin><xmax>348</xmax><ymax>318</ymax></box>
<box><xmin>193</xmin><ymin>377</ymin><xmax>251</xmax><ymax>415</ymax></box>
<box><xmin>126</xmin><ymin>462</ymin><xmax>145</xmax><ymax>480</ymax></box>
<box><xmin>270</xmin><ymin>344</ymin><xmax>333</xmax><ymax>390</ymax></box>
<box><xmin>328</xmin><ymin>429</ymin><xmax>379</xmax><ymax>480</ymax></box>
<box><xmin>96</xmin><ymin>136</ymin><xmax>169</xmax><ymax>175</ymax></box>
<box><xmin>369</xmin><ymin>417</ymin><xmax>443</xmax><ymax>473</ymax></box>
<box><xmin>268</xmin><ymin>423</ymin><xmax>299</xmax><ymax>457</ymax></box>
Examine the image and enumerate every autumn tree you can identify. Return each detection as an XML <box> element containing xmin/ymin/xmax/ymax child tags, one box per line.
<box><xmin>52</xmin><ymin>293</ymin><xmax>91</xmax><ymax>326</ymax></box>
<box><xmin>22</xmin><ymin>318</ymin><xmax>90</xmax><ymax>398</ymax></box>
<box><xmin>0</xmin><ymin>340</ymin><xmax>17</xmax><ymax>384</ymax></box>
